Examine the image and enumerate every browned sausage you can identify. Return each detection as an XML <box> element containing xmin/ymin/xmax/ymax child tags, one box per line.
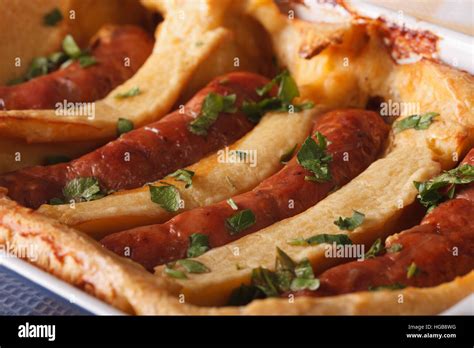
<box><xmin>0</xmin><ymin>25</ymin><xmax>154</xmax><ymax>110</ymax></box>
<box><xmin>101</xmin><ymin>109</ymin><xmax>390</xmax><ymax>271</ymax></box>
<box><xmin>290</xmin><ymin>149</ymin><xmax>474</xmax><ymax>298</ymax></box>
<box><xmin>0</xmin><ymin>72</ymin><xmax>272</xmax><ymax>209</ymax></box>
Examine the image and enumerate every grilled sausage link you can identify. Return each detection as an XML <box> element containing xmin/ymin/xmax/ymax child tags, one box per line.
<box><xmin>0</xmin><ymin>25</ymin><xmax>154</xmax><ymax>110</ymax></box>
<box><xmin>0</xmin><ymin>72</ymin><xmax>272</xmax><ymax>208</ymax></box>
<box><xmin>101</xmin><ymin>109</ymin><xmax>390</xmax><ymax>271</ymax></box>
<box><xmin>290</xmin><ymin>149</ymin><xmax>474</xmax><ymax>298</ymax></box>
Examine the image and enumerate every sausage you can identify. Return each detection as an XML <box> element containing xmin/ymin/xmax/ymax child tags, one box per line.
<box><xmin>0</xmin><ymin>72</ymin><xmax>272</xmax><ymax>209</ymax></box>
<box><xmin>101</xmin><ymin>109</ymin><xmax>390</xmax><ymax>271</ymax></box>
<box><xmin>290</xmin><ymin>149</ymin><xmax>474</xmax><ymax>298</ymax></box>
<box><xmin>0</xmin><ymin>25</ymin><xmax>154</xmax><ymax>110</ymax></box>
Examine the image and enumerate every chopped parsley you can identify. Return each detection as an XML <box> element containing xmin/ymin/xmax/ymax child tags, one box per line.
<box><xmin>387</xmin><ymin>243</ymin><xmax>403</xmax><ymax>253</ymax></box>
<box><xmin>176</xmin><ymin>259</ymin><xmax>210</xmax><ymax>274</ymax></box>
<box><xmin>62</xmin><ymin>177</ymin><xmax>105</xmax><ymax>203</ymax></box>
<box><xmin>225</xmin><ymin>209</ymin><xmax>256</xmax><ymax>235</ymax></box>
<box><xmin>393</xmin><ymin>112</ymin><xmax>439</xmax><ymax>133</ymax></box>
<box><xmin>188</xmin><ymin>93</ymin><xmax>237</xmax><ymax>135</ymax></box>
<box><xmin>48</xmin><ymin>51</ymin><xmax>68</xmax><ymax>67</ymax></box>
<box><xmin>78</xmin><ymin>55</ymin><xmax>97</xmax><ymax>68</ymax></box>
<box><xmin>115</xmin><ymin>86</ymin><xmax>141</xmax><ymax>99</ymax></box>
<box><xmin>149</xmin><ymin>184</ymin><xmax>181</xmax><ymax>212</ymax></box>
<box><xmin>242</xmin><ymin>70</ymin><xmax>314</xmax><ymax>122</ymax></box>
<box><xmin>164</xmin><ymin>259</ymin><xmax>210</xmax><ymax>279</ymax></box>
<box><xmin>228</xmin><ymin>247</ymin><xmax>319</xmax><ymax>305</ymax></box>
<box><xmin>164</xmin><ymin>265</ymin><xmax>187</xmax><ymax>279</ymax></box>
<box><xmin>187</xmin><ymin>233</ymin><xmax>210</xmax><ymax>258</ymax></box>
<box><xmin>364</xmin><ymin>238</ymin><xmax>383</xmax><ymax>259</ymax></box>
<box><xmin>414</xmin><ymin>163</ymin><xmax>474</xmax><ymax>211</ymax></box>
<box><xmin>287</xmin><ymin>234</ymin><xmax>353</xmax><ymax>246</ymax></box>
<box><xmin>7</xmin><ymin>34</ymin><xmax>96</xmax><ymax>85</ymax></box>
<box><xmin>43</xmin><ymin>8</ymin><xmax>63</xmax><ymax>26</ymax></box>
<box><xmin>406</xmin><ymin>262</ymin><xmax>420</xmax><ymax>279</ymax></box>
<box><xmin>62</xmin><ymin>35</ymin><xmax>82</xmax><ymax>58</ymax></box>
<box><xmin>334</xmin><ymin>210</ymin><xmax>365</xmax><ymax>231</ymax></box>
<box><xmin>116</xmin><ymin>118</ymin><xmax>134</xmax><ymax>135</ymax></box>
<box><xmin>168</xmin><ymin>169</ymin><xmax>194</xmax><ymax>188</ymax></box>
<box><xmin>25</xmin><ymin>57</ymin><xmax>49</xmax><ymax>79</ymax></box>
<box><xmin>296</xmin><ymin>132</ymin><xmax>333</xmax><ymax>182</ymax></box>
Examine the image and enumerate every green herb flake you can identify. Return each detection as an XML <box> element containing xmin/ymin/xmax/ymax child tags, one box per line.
<box><xmin>387</xmin><ymin>243</ymin><xmax>403</xmax><ymax>253</ymax></box>
<box><xmin>368</xmin><ymin>283</ymin><xmax>406</xmax><ymax>291</ymax></box>
<box><xmin>406</xmin><ymin>262</ymin><xmax>420</xmax><ymax>279</ymax></box>
<box><xmin>164</xmin><ymin>265</ymin><xmax>187</xmax><ymax>279</ymax></box>
<box><xmin>333</xmin><ymin>210</ymin><xmax>365</xmax><ymax>231</ymax></box>
<box><xmin>26</xmin><ymin>57</ymin><xmax>49</xmax><ymax>79</ymax></box>
<box><xmin>414</xmin><ymin>163</ymin><xmax>474</xmax><ymax>211</ymax></box>
<box><xmin>280</xmin><ymin>144</ymin><xmax>297</xmax><ymax>164</ymax></box>
<box><xmin>296</xmin><ymin>102</ymin><xmax>315</xmax><ymax>110</ymax></box>
<box><xmin>226</xmin><ymin>198</ymin><xmax>239</xmax><ymax>210</ymax></box>
<box><xmin>63</xmin><ymin>177</ymin><xmax>104</xmax><ymax>203</ymax></box>
<box><xmin>60</xmin><ymin>59</ymin><xmax>75</xmax><ymax>70</ymax></box>
<box><xmin>275</xmin><ymin>247</ymin><xmax>296</xmax><ymax>272</ymax></box>
<box><xmin>243</xmin><ymin>70</ymin><xmax>314</xmax><ymax>122</ymax></box>
<box><xmin>43</xmin><ymin>8</ymin><xmax>63</xmax><ymax>26</ymax></box>
<box><xmin>188</xmin><ymin>93</ymin><xmax>237</xmax><ymax>136</ymax></box>
<box><xmin>149</xmin><ymin>184</ymin><xmax>181</xmax><ymax>212</ymax></box>
<box><xmin>393</xmin><ymin>112</ymin><xmax>439</xmax><ymax>133</ymax></box>
<box><xmin>364</xmin><ymin>238</ymin><xmax>383</xmax><ymax>259</ymax></box>
<box><xmin>251</xmin><ymin>267</ymin><xmax>280</xmax><ymax>297</ymax></box>
<box><xmin>288</xmin><ymin>234</ymin><xmax>353</xmax><ymax>246</ymax></box>
<box><xmin>231</xmin><ymin>247</ymin><xmax>319</xmax><ymax>302</ymax></box>
<box><xmin>116</xmin><ymin>118</ymin><xmax>134</xmax><ymax>135</ymax></box>
<box><xmin>286</xmin><ymin>237</ymin><xmax>309</xmax><ymax>246</ymax></box>
<box><xmin>296</xmin><ymin>131</ymin><xmax>333</xmax><ymax>183</ymax></box>
<box><xmin>187</xmin><ymin>233</ymin><xmax>210</xmax><ymax>258</ymax></box>
<box><xmin>277</xmin><ymin>71</ymin><xmax>300</xmax><ymax>104</ymax></box>
<box><xmin>177</xmin><ymin>259</ymin><xmax>210</xmax><ymax>274</ymax></box>
<box><xmin>225</xmin><ymin>209</ymin><xmax>256</xmax><ymax>235</ymax></box>
<box><xmin>48</xmin><ymin>52</ymin><xmax>68</xmax><ymax>68</ymax></box>
<box><xmin>62</xmin><ymin>35</ymin><xmax>82</xmax><ymax>59</ymax></box>
<box><xmin>78</xmin><ymin>55</ymin><xmax>97</xmax><ymax>68</ymax></box>
<box><xmin>115</xmin><ymin>86</ymin><xmax>141</xmax><ymax>99</ymax></box>
<box><xmin>276</xmin><ymin>249</ymin><xmax>319</xmax><ymax>292</ymax></box>
<box><xmin>305</xmin><ymin>234</ymin><xmax>353</xmax><ymax>246</ymax></box>
<box><xmin>290</xmin><ymin>277</ymin><xmax>320</xmax><ymax>292</ymax></box>
<box><xmin>256</xmin><ymin>79</ymin><xmax>276</xmax><ymax>97</ymax></box>
<box><xmin>169</xmin><ymin>169</ymin><xmax>194</xmax><ymax>188</ymax></box>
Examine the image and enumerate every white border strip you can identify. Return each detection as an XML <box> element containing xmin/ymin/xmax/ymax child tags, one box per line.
<box><xmin>1</xmin><ymin>1</ymin><xmax>472</xmax><ymax>317</ymax></box>
<box><xmin>0</xmin><ymin>252</ymin><xmax>124</xmax><ymax>315</ymax></box>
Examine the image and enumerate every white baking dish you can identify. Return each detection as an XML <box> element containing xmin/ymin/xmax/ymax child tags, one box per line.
<box><xmin>0</xmin><ymin>251</ymin><xmax>123</xmax><ymax>315</ymax></box>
